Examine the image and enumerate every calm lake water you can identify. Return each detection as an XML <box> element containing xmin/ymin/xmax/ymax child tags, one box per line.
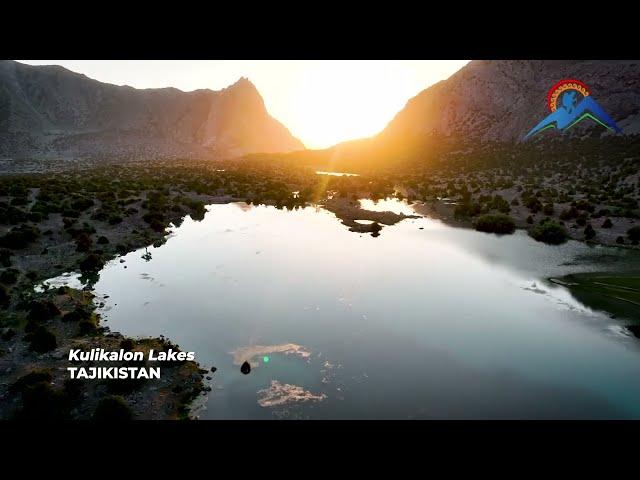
<box><xmin>50</xmin><ymin>200</ymin><xmax>640</xmax><ymax>419</ymax></box>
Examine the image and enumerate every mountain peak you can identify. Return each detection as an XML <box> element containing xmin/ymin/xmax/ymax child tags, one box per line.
<box><xmin>0</xmin><ymin>62</ymin><xmax>304</xmax><ymax>160</ymax></box>
<box><xmin>228</xmin><ymin>76</ymin><xmax>257</xmax><ymax>91</ymax></box>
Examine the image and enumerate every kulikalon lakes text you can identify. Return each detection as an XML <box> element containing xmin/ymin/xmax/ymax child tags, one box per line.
<box><xmin>68</xmin><ymin>348</ymin><xmax>195</xmax><ymax>362</ymax></box>
<box><xmin>66</xmin><ymin>348</ymin><xmax>197</xmax><ymax>380</ymax></box>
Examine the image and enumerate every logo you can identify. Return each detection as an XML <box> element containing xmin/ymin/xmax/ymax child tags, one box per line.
<box><xmin>524</xmin><ymin>79</ymin><xmax>622</xmax><ymax>139</ymax></box>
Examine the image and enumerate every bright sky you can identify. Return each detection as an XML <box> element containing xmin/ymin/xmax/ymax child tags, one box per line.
<box><xmin>18</xmin><ymin>60</ymin><xmax>469</xmax><ymax>149</ymax></box>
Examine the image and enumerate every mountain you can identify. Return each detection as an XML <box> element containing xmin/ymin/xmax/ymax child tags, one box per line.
<box><xmin>380</xmin><ymin>60</ymin><xmax>640</xmax><ymax>143</ymax></box>
<box><xmin>0</xmin><ymin>61</ymin><xmax>304</xmax><ymax>161</ymax></box>
<box><xmin>257</xmin><ymin>60</ymin><xmax>640</xmax><ymax>172</ymax></box>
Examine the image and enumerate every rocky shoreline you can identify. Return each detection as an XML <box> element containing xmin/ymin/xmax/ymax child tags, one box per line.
<box><xmin>413</xmin><ymin>199</ymin><xmax>640</xmax><ymax>250</ymax></box>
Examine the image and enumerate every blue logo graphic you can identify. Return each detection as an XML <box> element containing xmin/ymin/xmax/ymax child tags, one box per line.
<box><xmin>524</xmin><ymin>79</ymin><xmax>622</xmax><ymax>139</ymax></box>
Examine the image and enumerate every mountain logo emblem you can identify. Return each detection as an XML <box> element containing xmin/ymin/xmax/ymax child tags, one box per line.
<box><xmin>524</xmin><ymin>79</ymin><xmax>622</xmax><ymax>139</ymax></box>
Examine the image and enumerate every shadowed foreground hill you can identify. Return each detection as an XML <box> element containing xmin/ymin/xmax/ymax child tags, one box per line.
<box><xmin>0</xmin><ymin>61</ymin><xmax>304</xmax><ymax>162</ymax></box>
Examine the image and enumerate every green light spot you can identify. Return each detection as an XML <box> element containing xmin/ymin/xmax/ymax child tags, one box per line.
<box><xmin>263</xmin><ymin>356</ymin><xmax>270</xmax><ymax>363</ymax></box>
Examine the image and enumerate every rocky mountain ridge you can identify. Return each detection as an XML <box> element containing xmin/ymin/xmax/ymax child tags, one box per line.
<box><xmin>0</xmin><ymin>61</ymin><xmax>304</xmax><ymax>161</ymax></box>
<box><xmin>380</xmin><ymin>60</ymin><xmax>640</xmax><ymax>142</ymax></box>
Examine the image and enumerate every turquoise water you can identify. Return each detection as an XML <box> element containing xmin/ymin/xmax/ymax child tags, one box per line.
<box><xmin>82</xmin><ymin>201</ymin><xmax>640</xmax><ymax>419</ymax></box>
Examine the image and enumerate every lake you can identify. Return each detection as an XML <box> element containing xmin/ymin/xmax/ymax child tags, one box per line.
<box><xmin>46</xmin><ymin>200</ymin><xmax>640</xmax><ymax>419</ymax></box>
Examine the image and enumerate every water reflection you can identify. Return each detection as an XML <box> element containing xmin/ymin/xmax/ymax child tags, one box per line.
<box><xmin>316</xmin><ymin>171</ymin><xmax>360</xmax><ymax>177</ymax></box>
<box><xmin>42</xmin><ymin>200</ymin><xmax>640</xmax><ymax>419</ymax></box>
<box><xmin>359</xmin><ymin>197</ymin><xmax>417</xmax><ymax>215</ymax></box>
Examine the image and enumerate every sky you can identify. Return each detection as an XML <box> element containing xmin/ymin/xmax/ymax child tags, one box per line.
<box><xmin>19</xmin><ymin>60</ymin><xmax>469</xmax><ymax>149</ymax></box>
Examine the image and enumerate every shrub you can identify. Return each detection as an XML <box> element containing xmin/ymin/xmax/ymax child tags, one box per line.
<box><xmin>474</xmin><ymin>214</ymin><xmax>516</xmax><ymax>234</ymax></box>
<box><xmin>13</xmin><ymin>381</ymin><xmax>70</xmax><ymax>420</ymax></box>
<box><xmin>0</xmin><ymin>268</ymin><xmax>19</xmax><ymax>285</ymax></box>
<box><xmin>97</xmin><ymin>236</ymin><xmax>109</xmax><ymax>244</ymax></box>
<box><xmin>62</xmin><ymin>208</ymin><xmax>81</xmax><ymax>218</ymax></box>
<box><xmin>0</xmin><ymin>285</ymin><xmax>9</xmax><ymax>308</ymax></box>
<box><xmin>79</xmin><ymin>254</ymin><xmax>104</xmax><ymax>273</ymax></box>
<box><xmin>526</xmin><ymin>215</ymin><xmax>534</xmax><ymax>224</ymax></box>
<box><xmin>27</xmin><ymin>212</ymin><xmax>42</xmax><ymax>222</ymax></box>
<box><xmin>26</xmin><ymin>300</ymin><xmax>61</xmax><ymax>323</ymax></box>
<box><xmin>524</xmin><ymin>197</ymin><xmax>542</xmax><ymax>213</ymax></box>
<box><xmin>529</xmin><ymin>220</ymin><xmax>569</xmax><ymax>245</ymax></box>
<box><xmin>92</xmin><ymin>395</ymin><xmax>133</xmax><ymax>421</ymax></box>
<box><xmin>63</xmin><ymin>378</ymin><xmax>84</xmax><ymax>399</ymax></box>
<box><xmin>0</xmin><ymin>248</ymin><xmax>12</xmax><ymax>267</ymax></box>
<box><xmin>71</xmin><ymin>197</ymin><xmax>94</xmax><ymax>211</ymax></box>
<box><xmin>1</xmin><ymin>327</ymin><xmax>16</xmax><ymax>340</ymax></box>
<box><xmin>454</xmin><ymin>202</ymin><xmax>481</xmax><ymax>218</ymax></box>
<box><xmin>584</xmin><ymin>224</ymin><xmax>596</xmax><ymax>240</ymax></box>
<box><xmin>62</xmin><ymin>307</ymin><xmax>90</xmax><ymax>323</ymax></box>
<box><xmin>560</xmin><ymin>207</ymin><xmax>578</xmax><ymax>220</ymax></box>
<box><xmin>77</xmin><ymin>320</ymin><xmax>98</xmax><ymax>336</ymax></box>
<box><xmin>25</xmin><ymin>326</ymin><xmax>58</xmax><ymax>353</ymax></box>
<box><xmin>9</xmin><ymin>369</ymin><xmax>53</xmax><ymax>394</ymax></box>
<box><xmin>628</xmin><ymin>225</ymin><xmax>640</xmax><ymax>242</ymax></box>
<box><xmin>149</xmin><ymin>219</ymin><xmax>165</xmax><ymax>232</ymax></box>
<box><xmin>0</xmin><ymin>224</ymin><xmax>40</xmax><ymax>249</ymax></box>
<box><xmin>576</xmin><ymin>213</ymin><xmax>588</xmax><ymax>226</ymax></box>
<box><xmin>616</xmin><ymin>236</ymin><xmax>625</xmax><ymax>244</ymax></box>
<box><xmin>602</xmin><ymin>218</ymin><xmax>613</xmax><ymax>228</ymax></box>
<box><xmin>75</xmin><ymin>232</ymin><xmax>93</xmax><ymax>252</ymax></box>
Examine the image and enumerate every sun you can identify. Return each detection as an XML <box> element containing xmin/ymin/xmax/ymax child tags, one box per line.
<box><xmin>286</xmin><ymin>61</ymin><xmax>420</xmax><ymax>149</ymax></box>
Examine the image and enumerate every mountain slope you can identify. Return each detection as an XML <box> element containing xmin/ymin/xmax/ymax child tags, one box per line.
<box><xmin>380</xmin><ymin>60</ymin><xmax>640</xmax><ymax>143</ymax></box>
<box><xmin>261</xmin><ymin>60</ymin><xmax>640</xmax><ymax>172</ymax></box>
<box><xmin>0</xmin><ymin>60</ymin><xmax>304</xmax><ymax>160</ymax></box>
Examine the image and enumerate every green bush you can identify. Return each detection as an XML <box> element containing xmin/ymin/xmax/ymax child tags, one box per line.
<box><xmin>12</xmin><ymin>379</ymin><xmax>71</xmax><ymax>420</ymax></box>
<box><xmin>584</xmin><ymin>224</ymin><xmax>596</xmax><ymax>240</ymax></box>
<box><xmin>0</xmin><ymin>268</ymin><xmax>19</xmax><ymax>285</ymax></box>
<box><xmin>1</xmin><ymin>328</ymin><xmax>16</xmax><ymax>340</ymax></box>
<box><xmin>529</xmin><ymin>220</ymin><xmax>569</xmax><ymax>245</ymax></box>
<box><xmin>92</xmin><ymin>395</ymin><xmax>133</xmax><ymax>421</ymax></box>
<box><xmin>474</xmin><ymin>214</ymin><xmax>515</xmax><ymax>234</ymax></box>
<box><xmin>79</xmin><ymin>254</ymin><xmax>104</xmax><ymax>273</ymax></box>
<box><xmin>62</xmin><ymin>307</ymin><xmax>91</xmax><ymax>323</ymax></box>
<box><xmin>628</xmin><ymin>225</ymin><xmax>640</xmax><ymax>242</ymax></box>
<box><xmin>77</xmin><ymin>320</ymin><xmax>98</xmax><ymax>336</ymax></box>
<box><xmin>75</xmin><ymin>232</ymin><xmax>93</xmax><ymax>252</ymax></box>
<box><xmin>0</xmin><ymin>248</ymin><xmax>12</xmax><ymax>267</ymax></box>
<box><xmin>25</xmin><ymin>326</ymin><xmax>58</xmax><ymax>353</ymax></box>
<box><xmin>26</xmin><ymin>300</ymin><xmax>61</xmax><ymax>323</ymax></box>
<box><xmin>454</xmin><ymin>202</ymin><xmax>481</xmax><ymax>218</ymax></box>
<box><xmin>9</xmin><ymin>369</ymin><xmax>53</xmax><ymax>394</ymax></box>
<box><xmin>0</xmin><ymin>224</ymin><xmax>40</xmax><ymax>249</ymax></box>
<box><xmin>0</xmin><ymin>285</ymin><xmax>9</xmax><ymax>308</ymax></box>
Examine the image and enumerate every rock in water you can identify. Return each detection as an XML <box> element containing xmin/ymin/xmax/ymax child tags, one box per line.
<box><xmin>240</xmin><ymin>361</ymin><xmax>251</xmax><ymax>375</ymax></box>
<box><xmin>210</xmin><ymin>366</ymin><xmax>217</xmax><ymax>373</ymax></box>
